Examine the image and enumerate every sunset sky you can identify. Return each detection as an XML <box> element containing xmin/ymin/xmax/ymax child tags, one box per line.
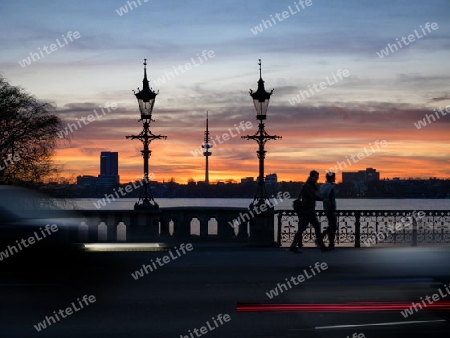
<box><xmin>1</xmin><ymin>0</ymin><xmax>449</xmax><ymax>184</ymax></box>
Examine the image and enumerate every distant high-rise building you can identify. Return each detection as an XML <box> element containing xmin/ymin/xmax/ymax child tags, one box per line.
<box><xmin>342</xmin><ymin>167</ymin><xmax>379</xmax><ymax>184</ymax></box>
<box><xmin>365</xmin><ymin>168</ymin><xmax>379</xmax><ymax>181</ymax></box>
<box><xmin>99</xmin><ymin>151</ymin><xmax>119</xmax><ymax>185</ymax></box>
<box><xmin>265</xmin><ymin>173</ymin><xmax>277</xmax><ymax>185</ymax></box>
<box><xmin>76</xmin><ymin>175</ymin><xmax>97</xmax><ymax>187</ymax></box>
<box><xmin>241</xmin><ymin>177</ymin><xmax>254</xmax><ymax>184</ymax></box>
<box><xmin>100</xmin><ymin>151</ymin><xmax>118</xmax><ymax>176</ymax></box>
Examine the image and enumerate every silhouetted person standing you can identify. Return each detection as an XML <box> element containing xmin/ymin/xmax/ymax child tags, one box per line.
<box><xmin>321</xmin><ymin>172</ymin><xmax>337</xmax><ymax>249</ymax></box>
<box><xmin>290</xmin><ymin>170</ymin><xmax>328</xmax><ymax>252</ymax></box>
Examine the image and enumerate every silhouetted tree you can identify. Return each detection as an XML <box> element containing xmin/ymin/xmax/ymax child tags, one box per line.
<box><xmin>0</xmin><ymin>76</ymin><xmax>67</xmax><ymax>184</ymax></box>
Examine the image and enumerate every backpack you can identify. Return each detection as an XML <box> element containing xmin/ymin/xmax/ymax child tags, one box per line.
<box><xmin>293</xmin><ymin>198</ymin><xmax>302</xmax><ymax>214</ymax></box>
<box><xmin>292</xmin><ymin>185</ymin><xmax>303</xmax><ymax>214</ymax></box>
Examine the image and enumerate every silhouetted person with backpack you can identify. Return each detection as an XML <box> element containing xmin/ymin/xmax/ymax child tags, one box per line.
<box><xmin>320</xmin><ymin>172</ymin><xmax>337</xmax><ymax>249</ymax></box>
<box><xmin>290</xmin><ymin>170</ymin><xmax>329</xmax><ymax>252</ymax></box>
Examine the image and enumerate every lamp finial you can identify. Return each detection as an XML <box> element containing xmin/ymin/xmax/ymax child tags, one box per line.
<box><xmin>258</xmin><ymin>59</ymin><xmax>262</xmax><ymax>79</ymax></box>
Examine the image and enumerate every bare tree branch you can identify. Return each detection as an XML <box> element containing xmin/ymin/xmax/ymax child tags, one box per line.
<box><xmin>0</xmin><ymin>76</ymin><xmax>68</xmax><ymax>184</ymax></box>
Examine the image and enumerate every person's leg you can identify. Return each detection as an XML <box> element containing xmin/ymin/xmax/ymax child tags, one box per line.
<box><xmin>311</xmin><ymin>214</ymin><xmax>325</xmax><ymax>249</ymax></box>
<box><xmin>327</xmin><ymin>211</ymin><xmax>337</xmax><ymax>247</ymax></box>
<box><xmin>322</xmin><ymin>225</ymin><xmax>329</xmax><ymax>240</ymax></box>
<box><xmin>322</xmin><ymin>212</ymin><xmax>332</xmax><ymax>242</ymax></box>
<box><xmin>290</xmin><ymin>214</ymin><xmax>308</xmax><ymax>249</ymax></box>
<box><xmin>290</xmin><ymin>230</ymin><xmax>301</xmax><ymax>249</ymax></box>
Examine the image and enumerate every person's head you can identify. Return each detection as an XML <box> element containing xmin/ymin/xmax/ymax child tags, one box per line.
<box><xmin>326</xmin><ymin>171</ymin><xmax>336</xmax><ymax>183</ymax></box>
<box><xmin>309</xmin><ymin>170</ymin><xmax>319</xmax><ymax>182</ymax></box>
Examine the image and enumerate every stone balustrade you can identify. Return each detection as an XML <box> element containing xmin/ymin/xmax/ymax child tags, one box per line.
<box><xmin>43</xmin><ymin>208</ymin><xmax>450</xmax><ymax>247</ymax></box>
<box><xmin>61</xmin><ymin>207</ymin><xmax>250</xmax><ymax>243</ymax></box>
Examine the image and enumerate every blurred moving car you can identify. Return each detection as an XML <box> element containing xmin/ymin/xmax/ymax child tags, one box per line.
<box><xmin>0</xmin><ymin>185</ymin><xmax>86</xmax><ymax>275</ymax></box>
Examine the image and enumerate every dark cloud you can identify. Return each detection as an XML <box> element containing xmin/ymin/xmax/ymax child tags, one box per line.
<box><xmin>428</xmin><ymin>95</ymin><xmax>450</xmax><ymax>103</ymax></box>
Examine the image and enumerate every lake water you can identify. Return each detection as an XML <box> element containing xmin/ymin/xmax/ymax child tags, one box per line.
<box><xmin>65</xmin><ymin>198</ymin><xmax>450</xmax><ymax>211</ymax></box>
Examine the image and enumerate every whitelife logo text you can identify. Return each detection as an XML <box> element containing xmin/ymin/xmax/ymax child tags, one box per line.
<box><xmin>266</xmin><ymin>262</ymin><xmax>328</xmax><ymax>299</ymax></box>
<box><xmin>131</xmin><ymin>243</ymin><xmax>193</xmax><ymax>280</ymax></box>
<box><xmin>0</xmin><ymin>224</ymin><xmax>59</xmax><ymax>261</ymax></box>
<box><xmin>18</xmin><ymin>31</ymin><xmax>81</xmax><ymax>68</ymax></box>
<box><xmin>377</xmin><ymin>22</ymin><xmax>438</xmax><ymax>59</ymax></box>
<box><xmin>34</xmin><ymin>295</ymin><xmax>96</xmax><ymax>332</ymax></box>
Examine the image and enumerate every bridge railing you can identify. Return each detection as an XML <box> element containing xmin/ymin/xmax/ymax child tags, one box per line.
<box><xmin>57</xmin><ymin>207</ymin><xmax>250</xmax><ymax>243</ymax></box>
<box><xmin>276</xmin><ymin>210</ymin><xmax>450</xmax><ymax>247</ymax></box>
<box><xmin>35</xmin><ymin>208</ymin><xmax>450</xmax><ymax>246</ymax></box>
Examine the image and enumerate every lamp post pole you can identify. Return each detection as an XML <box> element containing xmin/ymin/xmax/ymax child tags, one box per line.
<box><xmin>126</xmin><ymin>59</ymin><xmax>167</xmax><ymax>210</ymax></box>
<box><xmin>242</xmin><ymin>59</ymin><xmax>281</xmax><ymax>209</ymax></box>
<box><xmin>244</xmin><ymin>118</ymin><xmax>281</xmax><ymax>207</ymax></box>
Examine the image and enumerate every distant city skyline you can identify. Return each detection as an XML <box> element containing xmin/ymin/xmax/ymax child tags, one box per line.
<box><xmin>1</xmin><ymin>0</ymin><xmax>449</xmax><ymax>183</ymax></box>
<box><xmin>74</xmin><ymin>159</ymin><xmax>443</xmax><ymax>185</ymax></box>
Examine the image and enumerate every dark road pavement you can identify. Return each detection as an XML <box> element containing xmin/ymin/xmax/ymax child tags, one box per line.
<box><xmin>1</xmin><ymin>244</ymin><xmax>450</xmax><ymax>337</ymax></box>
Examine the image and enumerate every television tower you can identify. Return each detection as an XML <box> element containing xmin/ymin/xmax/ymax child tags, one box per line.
<box><xmin>202</xmin><ymin>111</ymin><xmax>212</xmax><ymax>184</ymax></box>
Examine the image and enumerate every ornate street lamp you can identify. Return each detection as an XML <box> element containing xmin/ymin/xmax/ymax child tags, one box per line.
<box><xmin>126</xmin><ymin>59</ymin><xmax>167</xmax><ymax>210</ymax></box>
<box><xmin>242</xmin><ymin>59</ymin><xmax>281</xmax><ymax>209</ymax></box>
